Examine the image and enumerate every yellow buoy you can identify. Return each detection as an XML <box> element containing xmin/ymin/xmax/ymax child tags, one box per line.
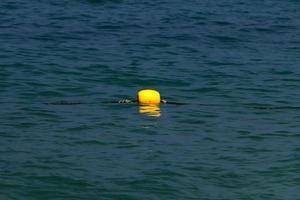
<box><xmin>137</xmin><ymin>89</ymin><xmax>161</xmax><ymax>104</ymax></box>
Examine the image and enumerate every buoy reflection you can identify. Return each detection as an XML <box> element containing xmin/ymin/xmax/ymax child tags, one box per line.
<box><xmin>139</xmin><ymin>104</ymin><xmax>161</xmax><ymax>117</ymax></box>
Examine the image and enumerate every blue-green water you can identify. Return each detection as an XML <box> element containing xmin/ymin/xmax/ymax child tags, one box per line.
<box><xmin>1</xmin><ymin>0</ymin><xmax>300</xmax><ymax>199</ymax></box>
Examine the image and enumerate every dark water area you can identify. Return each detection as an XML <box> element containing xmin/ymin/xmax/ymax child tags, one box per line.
<box><xmin>1</xmin><ymin>0</ymin><xmax>300</xmax><ymax>199</ymax></box>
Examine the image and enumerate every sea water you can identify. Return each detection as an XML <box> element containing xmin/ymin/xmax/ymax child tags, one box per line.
<box><xmin>1</xmin><ymin>0</ymin><xmax>300</xmax><ymax>199</ymax></box>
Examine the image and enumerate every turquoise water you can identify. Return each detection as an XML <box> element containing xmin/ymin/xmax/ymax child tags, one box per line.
<box><xmin>1</xmin><ymin>0</ymin><xmax>300</xmax><ymax>199</ymax></box>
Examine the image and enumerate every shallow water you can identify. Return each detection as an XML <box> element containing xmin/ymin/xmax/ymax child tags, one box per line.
<box><xmin>1</xmin><ymin>0</ymin><xmax>300</xmax><ymax>199</ymax></box>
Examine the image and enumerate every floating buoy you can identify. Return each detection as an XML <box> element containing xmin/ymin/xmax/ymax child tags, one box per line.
<box><xmin>137</xmin><ymin>89</ymin><xmax>161</xmax><ymax>104</ymax></box>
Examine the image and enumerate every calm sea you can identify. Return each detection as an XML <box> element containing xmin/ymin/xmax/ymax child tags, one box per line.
<box><xmin>1</xmin><ymin>0</ymin><xmax>300</xmax><ymax>199</ymax></box>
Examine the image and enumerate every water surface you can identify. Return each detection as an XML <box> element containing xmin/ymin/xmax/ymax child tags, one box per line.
<box><xmin>1</xmin><ymin>0</ymin><xmax>300</xmax><ymax>199</ymax></box>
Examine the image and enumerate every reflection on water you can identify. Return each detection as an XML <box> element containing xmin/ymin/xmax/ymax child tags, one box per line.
<box><xmin>139</xmin><ymin>104</ymin><xmax>161</xmax><ymax>117</ymax></box>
